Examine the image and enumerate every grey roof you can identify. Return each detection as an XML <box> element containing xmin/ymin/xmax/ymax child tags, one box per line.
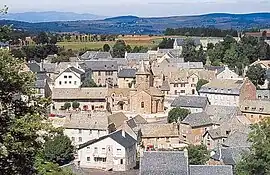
<box><xmin>160</xmin><ymin>81</ymin><xmax>170</xmax><ymax>91</ymax></box>
<box><xmin>28</xmin><ymin>63</ymin><xmax>41</xmax><ymax>73</ymax></box>
<box><xmin>206</xmin><ymin>127</ymin><xmax>228</xmax><ymax>139</ymax></box>
<box><xmin>52</xmin><ymin>88</ymin><xmax>107</xmax><ymax>100</ymax></box>
<box><xmin>256</xmin><ymin>89</ymin><xmax>270</xmax><ymax>100</ymax></box>
<box><xmin>133</xmin><ymin>115</ymin><xmax>148</xmax><ymax>125</ymax></box>
<box><xmin>63</xmin><ymin>112</ymin><xmax>109</xmax><ymax>130</ymax></box>
<box><xmin>42</xmin><ymin>63</ymin><xmax>57</xmax><ymax>73</ymax></box>
<box><xmin>189</xmin><ymin>165</ymin><xmax>233</xmax><ymax>175</ymax></box>
<box><xmin>171</xmin><ymin>96</ymin><xmax>209</xmax><ymax>109</ymax></box>
<box><xmin>204</xmin><ymin>66</ymin><xmax>225</xmax><ymax>74</ymax></box>
<box><xmin>211</xmin><ymin>147</ymin><xmax>250</xmax><ymax>166</ymax></box>
<box><xmin>81</xmin><ymin>60</ymin><xmax>118</xmax><ymax>71</ymax></box>
<box><xmin>167</xmin><ymin>49</ymin><xmax>182</xmax><ymax>59</ymax></box>
<box><xmin>222</xmin><ymin>131</ymin><xmax>251</xmax><ymax>147</ymax></box>
<box><xmin>111</xmin><ymin>57</ymin><xmax>128</xmax><ymax>66</ymax></box>
<box><xmin>35</xmin><ymin>80</ymin><xmax>46</xmax><ymax>88</ymax></box>
<box><xmin>118</xmin><ymin>68</ymin><xmax>137</xmax><ymax>78</ymax></box>
<box><xmin>140</xmin><ymin>151</ymin><xmax>188</xmax><ymax>175</ymax></box>
<box><xmin>80</xmin><ymin>51</ymin><xmax>112</xmax><ymax>60</ymax></box>
<box><xmin>174</xmin><ymin>38</ymin><xmax>201</xmax><ymax>46</ymax></box>
<box><xmin>108</xmin><ymin>112</ymin><xmax>128</xmax><ymax>129</ymax></box>
<box><xmin>176</xmin><ymin>62</ymin><xmax>204</xmax><ymax>69</ymax></box>
<box><xmin>126</xmin><ymin>53</ymin><xmax>149</xmax><ymax>61</ymax></box>
<box><xmin>199</xmin><ymin>79</ymin><xmax>245</xmax><ymax>95</ymax></box>
<box><xmin>79</xmin><ymin>130</ymin><xmax>136</xmax><ymax>149</ymax></box>
<box><xmin>182</xmin><ymin>112</ymin><xmax>214</xmax><ymax>128</ymax></box>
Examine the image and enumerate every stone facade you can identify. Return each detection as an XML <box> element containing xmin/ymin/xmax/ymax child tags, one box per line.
<box><xmin>92</xmin><ymin>71</ymin><xmax>118</xmax><ymax>87</ymax></box>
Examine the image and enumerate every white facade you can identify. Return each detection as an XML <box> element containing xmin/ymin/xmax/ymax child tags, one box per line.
<box><xmin>55</xmin><ymin>71</ymin><xmax>83</xmax><ymax>88</ymax></box>
<box><xmin>78</xmin><ymin>131</ymin><xmax>137</xmax><ymax>171</ymax></box>
<box><xmin>64</xmin><ymin>128</ymin><xmax>108</xmax><ymax>146</ymax></box>
<box><xmin>200</xmin><ymin>93</ymin><xmax>239</xmax><ymax>106</ymax></box>
<box><xmin>169</xmin><ymin>74</ymin><xmax>199</xmax><ymax>96</ymax></box>
<box><xmin>217</xmin><ymin>66</ymin><xmax>241</xmax><ymax>80</ymax></box>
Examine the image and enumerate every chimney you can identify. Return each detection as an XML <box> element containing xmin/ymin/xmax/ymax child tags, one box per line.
<box><xmin>121</xmin><ymin>130</ymin><xmax>126</xmax><ymax>138</ymax></box>
<box><xmin>40</xmin><ymin>61</ymin><xmax>44</xmax><ymax>72</ymax></box>
<box><xmin>124</xmin><ymin>51</ymin><xmax>128</xmax><ymax>59</ymax></box>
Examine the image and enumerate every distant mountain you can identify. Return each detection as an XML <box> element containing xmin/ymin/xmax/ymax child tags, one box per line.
<box><xmin>1</xmin><ymin>13</ymin><xmax>270</xmax><ymax>34</ymax></box>
<box><xmin>2</xmin><ymin>11</ymin><xmax>106</xmax><ymax>22</ymax></box>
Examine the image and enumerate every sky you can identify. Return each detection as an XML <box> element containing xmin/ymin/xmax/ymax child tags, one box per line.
<box><xmin>2</xmin><ymin>0</ymin><xmax>270</xmax><ymax>17</ymax></box>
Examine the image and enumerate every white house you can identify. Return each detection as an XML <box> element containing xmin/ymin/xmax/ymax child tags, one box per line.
<box><xmin>63</xmin><ymin>112</ymin><xmax>109</xmax><ymax>145</ymax></box>
<box><xmin>217</xmin><ymin>66</ymin><xmax>241</xmax><ymax>80</ymax></box>
<box><xmin>77</xmin><ymin>130</ymin><xmax>137</xmax><ymax>171</ymax></box>
<box><xmin>54</xmin><ymin>66</ymin><xmax>86</xmax><ymax>88</ymax></box>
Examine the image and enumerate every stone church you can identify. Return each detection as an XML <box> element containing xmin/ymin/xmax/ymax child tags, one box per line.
<box><xmin>108</xmin><ymin>61</ymin><xmax>165</xmax><ymax>114</ymax></box>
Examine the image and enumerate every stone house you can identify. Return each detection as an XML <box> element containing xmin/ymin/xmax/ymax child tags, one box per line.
<box><xmin>140</xmin><ymin>123</ymin><xmax>185</xmax><ymax>150</ymax></box>
<box><xmin>171</xmin><ymin>96</ymin><xmax>209</xmax><ymax>113</ymax></box>
<box><xmin>54</xmin><ymin>66</ymin><xmax>86</xmax><ymax>88</ymax></box>
<box><xmin>63</xmin><ymin>112</ymin><xmax>109</xmax><ymax>145</ymax></box>
<box><xmin>34</xmin><ymin>72</ymin><xmax>52</xmax><ymax>98</ymax></box>
<box><xmin>257</xmin><ymin>89</ymin><xmax>270</xmax><ymax>100</ymax></box>
<box><xmin>77</xmin><ymin>130</ymin><xmax>137</xmax><ymax>171</ymax></box>
<box><xmin>117</xmin><ymin>68</ymin><xmax>136</xmax><ymax>88</ymax></box>
<box><xmin>80</xmin><ymin>60</ymin><xmax>118</xmax><ymax>87</ymax></box>
<box><xmin>80</xmin><ymin>51</ymin><xmax>112</xmax><ymax>60</ymax></box>
<box><xmin>205</xmin><ymin>65</ymin><xmax>241</xmax><ymax>80</ymax></box>
<box><xmin>199</xmin><ymin>78</ymin><xmax>256</xmax><ymax>106</ymax></box>
<box><xmin>240</xmin><ymin>99</ymin><xmax>270</xmax><ymax>123</ymax></box>
<box><xmin>125</xmin><ymin>52</ymin><xmax>150</xmax><ymax>67</ymax></box>
<box><xmin>52</xmin><ymin>87</ymin><xmax>108</xmax><ymax>111</ymax></box>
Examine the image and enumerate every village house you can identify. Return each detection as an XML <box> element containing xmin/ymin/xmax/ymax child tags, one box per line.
<box><xmin>80</xmin><ymin>60</ymin><xmax>118</xmax><ymax>87</ymax></box>
<box><xmin>205</xmin><ymin>65</ymin><xmax>241</xmax><ymax>80</ymax></box>
<box><xmin>148</xmin><ymin>48</ymin><xmax>182</xmax><ymax>63</ymax></box>
<box><xmin>140</xmin><ymin>151</ymin><xmax>233</xmax><ymax>175</ymax></box>
<box><xmin>140</xmin><ymin>123</ymin><xmax>185</xmax><ymax>150</ymax></box>
<box><xmin>77</xmin><ymin>130</ymin><xmax>137</xmax><ymax>171</ymax></box>
<box><xmin>199</xmin><ymin>78</ymin><xmax>256</xmax><ymax>106</ymax></box>
<box><xmin>125</xmin><ymin>52</ymin><xmax>150</xmax><ymax>67</ymax></box>
<box><xmin>52</xmin><ymin>87</ymin><xmax>108</xmax><ymax>111</ymax></box>
<box><xmin>54</xmin><ymin>66</ymin><xmax>86</xmax><ymax>88</ymax></box>
<box><xmin>171</xmin><ymin>96</ymin><xmax>209</xmax><ymax>113</ymax></box>
<box><xmin>63</xmin><ymin>112</ymin><xmax>109</xmax><ymax>145</ymax></box>
<box><xmin>117</xmin><ymin>68</ymin><xmax>136</xmax><ymax>88</ymax></box>
<box><xmin>35</xmin><ymin>73</ymin><xmax>52</xmax><ymax>98</ymax></box>
<box><xmin>80</xmin><ymin>51</ymin><xmax>112</xmax><ymax>60</ymax></box>
<box><xmin>257</xmin><ymin>89</ymin><xmax>270</xmax><ymax>100</ymax></box>
<box><xmin>240</xmin><ymin>99</ymin><xmax>270</xmax><ymax>123</ymax></box>
<box><xmin>173</xmin><ymin>38</ymin><xmax>201</xmax><ymax>51</ymax></box>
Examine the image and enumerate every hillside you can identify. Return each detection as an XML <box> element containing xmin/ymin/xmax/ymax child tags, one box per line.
<box><xmin>1</xmin><ymin>13</ymin><xmax>270</xmax><ymax>34</ymax></box>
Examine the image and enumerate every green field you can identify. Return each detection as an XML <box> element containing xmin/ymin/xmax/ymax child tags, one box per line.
<box><xmin>57</xmin><ymin>37</ymin><xmax>163</xmax><ymax>51</ymax></box>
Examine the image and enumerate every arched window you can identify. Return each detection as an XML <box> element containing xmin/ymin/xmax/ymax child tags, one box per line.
<box><xmin>141</xmin><ymin>102</ymin><xmax>144</xmax><ymax>108</ymax></box>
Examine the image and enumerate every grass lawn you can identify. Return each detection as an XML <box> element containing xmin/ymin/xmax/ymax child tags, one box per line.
<box><xmin>57</xmin><ymin>36</ymin><xmax>164</xmax><ymax>51</ymax></box>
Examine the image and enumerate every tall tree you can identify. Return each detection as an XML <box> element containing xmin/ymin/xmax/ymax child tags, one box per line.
<box><xmin>112</xmin><ymin>40</ymin><xmax>127</xmax><ymax>58</ymax></box>
<box><xmin>196</xmin><ymin>79</ymin><xmax>209</xmax><ymax>92</ymax></box>
<box><xmin>236</xmin><ymin>119</ymin><xmax>270</xmax><ymax>175</ymax></box>
<box><xmin>246</xmin><ymin>64</ymin><xmax>266</xmax><ymax>87</ymax></box>
<box><xmin>103</xmin><ymin>44</ymin><xmax>111</xmax><ymax>52</ymax></box>
<box><xmin>34</xmin><ymin>32</ymin><xmax>49</xmax><ymax>45</ymax></box>
<box><xmin>168</xmin><ymin>107</ymin><xmax>190</xmax><ymax>123</ymax></box>
<box><xmin>186</xmin><ymin>145</ymin><xmax>210</xmax><ymax>165</ymax></box>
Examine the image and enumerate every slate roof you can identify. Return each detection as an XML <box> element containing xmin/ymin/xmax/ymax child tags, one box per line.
<box><xmin>206</xmin><ymin>127</ymin><xmax>228</xmax><ymax>139</ymax></box>
<box><xmin>79</xmin><ymin>130</ymin><xmax>136</xmax><ymax>150</ymax></box>
<box><xmin>35</xmin><ymin>80</ymin><xmax>46</xmax><ymax>89</ymax></box>
<box><xmin>222</xmin><ymin>131</ymin><xmax>251</xmax><ymax>147</ymax></box>
<box><xmin>174</xmin><ymin>38</ymin><xmax>201</xmax><ymax>46</ymax></box>
<box><xmin>199</xmin><ymin>79</ymin><xmax>245</xmax><ymax>95</ymax></box>
<box><xmin>126</xmin><ymin>53</ymin><xmax>149</xmax><ymax>61</ymax></box>
<box><xmin>140</xmin><ymin>151</ymin><xmax>188</xmax><ymax>175</ymax></box>
<box><xmin>28</xmin><ymin>63</ymin><xmax>41</xmax><ymax>73</ymax></box>
<box><xmin>256</xmin><ymin>89</ymin><xmax>270</xmax><ymax>100</ymax></box>
<box><xmin>64</xmin><ymin>66</ymin><xmax>85</xmax><ymax>75</ymax></box>
<box><xmin>204</xmin><ymin>66</ymin><xmax>225</xmax><ymax>74</ymax></box>
<box><xmin>0</xmin><ymin>41</ymin><xmax>9</xmax><ymax>47</ymax></box>
<box><xmin>211</xmin><ymin>147</ymin><xmax>250</xmax><ymax>166</ymax></box>
<box><xmin>176</xmin><ymin>62</ymin><xmax>204</xmax><ymax>69</ymax></box>
<box><xmin>189</xmin><ymin>165</ymin><xmax>233</xmax><ymax>175</ymax></box>
<box><xmin>108</xmin><ymin>112</ymin><xmax>128</xmax><ymax>129</ymax></box>
<box><xmin>182</xmin><ymin>112</ymin><xmax>214</xmax><ymax>128</ymax></box>
<box><xmin>240</xmin><ymin>99</ymin><xmax>270</xmax><ymax>114</ymax></box>
<box><xmin>52</xmin><ymin>88</ymin><xmax>108</xmax><ymax>100</ymax></box>
<box><xmin>160</xmin><ymin>81</ymin><xmax>170</xmax><ymax>91</ymax></box>
<box><xmin>133</xmin><ymin>115</ymin><xmax>148</xmax><ymax>125</ymax></box>
<box><xmin>171</xmin><ymin>96</ymin><xmax>209</xmax><ymax>109</ymax></box>
<box><xmin>118</xmin><ymin>68</ymin><xmax>137</xmax><ymax>78</ymax></box>
<box><xmin>80</xmin><ymin>51</ymin><xmax>112</xmax><ymax>60</ymax></box>
<box><xmin>63</xmin><ymin>112</ymin><xmax>109</xmax><ymax>130</ymax></box>
<box><xmin>141</xmin><ymin>124</ymin><xmax>179</xmax><ymax>138</ymax></box>
<box><xmin>81</xmin><ymin>60</ymin><xmax>118</xmax><ymax>71</ymax></box>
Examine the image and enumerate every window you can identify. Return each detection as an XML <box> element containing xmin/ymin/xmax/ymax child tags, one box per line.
<box><xmin>87</xmin><ymin>157</ymin><xmax>90</xmax><ymax>161</ymax></box>
<box><xmin>69</xmin><ymin>81</ymin><xmax>72</xmax><ymax>84</ymax></box>
<box><xmin>69</xmin><ymin>76</ymin><xmax>72</xmax><ymax>78</ymax></box>
<box><xmin>94</xmin><ymin>157</ymin><xmax>106</xmax><ymax>162</ymax></box>
<box><xmin>175</xmin><ymin>90</ymin><xmax>178</xmax><ymax>95</ymax></box>
<box><xmin>102</xmin><ymin>148</ymin><xmax>106</xmax><ymax>153</ymax></box>
<box><xmin>180</xmin><ymin>84</ymin><xmax>185</xmax><ymax>87</ymax></box>
<box><xmin>71</xmin><ymin>137</ymin><xmax>75</xmax><ymax>142</ymax></box>
<box><xmin>180</xmin><ymin>90</ymin><xmax>185</xmax><ymax>94</ymax></box>
<box><xmin>64</xmin><ymin>76</ymin><xmax>67</xmax><ymax>78</ymax></box>
<box><xmin>74</xmin><ymin>81</ymin><xmax>77</xmax><ymax>85</ymax></box>
<box><xmin>251</xmin><ymin>115</ymin><xmax>254</xmax><ymax>118</ymax></box>
<box><xmin>120</xmin><ymin>159</ymin><xmax>123</xmax><ymax>165</ymax></box>
<box><xmin>98</xmin><ymin>71</ymin><xmax>101</xmax><ymax>76</ymax></box>
<box><xmin>89</xmin><ymin>130</ymin><xmax>92</xmax><ymax>135</ymax></box>
<box><xmin>59</xmin><ymin>81</ymin><xmax>62</xmax><ymax>85</ymax></box>
<box><xmin>192</xmin><ymin>89</ymin><xmax>195</xmax><ymax>95</ymax></box>
<box><xmin>258</xmin><ymin>95</ymin><xmax>262</xmax><ymax>99</ymax></box>
<box><xmin>166</xmin><ymin>137</ymin><xmax>170</xmax><ymax>142</ymax></box>
<box><xmin>228</xmin><ymin>89</ymin><xmax>231</xmax><ymax>93</ymax></box>
<box><xmin>78</xmin><ymin>129</ymin><xmax>82</xmax><ymax>134</ymax></box>
<box><xmin>141</xmin><ymin>102</ymin><xmax>144</xmax><ymax>108</ymax></box>
<box><xmin>192</xmin><ymin>78</ymin><xmax>195</xmax><ymax>82</ymax></box>
<box><xmin>79</xmin><ymin>137</ymin><xmax>82</xmax><ymax>142</ymax></box>
<box><xmin>251</xmin><ymin>107</ymin><xmax>256</xmax><ymax>111</ymax></box>
<box><xmin>191</xmin><ymin>84</ymin><xmax>196</xmax><ymax>87</ymax></box>
<box><xmin>245</xmin><ymin>107</ymin><xmax>249</xmax><ymax>110</ymax></box>
<box><xmin>264</xmin><ymin>96</ymin><xmax>269</xmax><ymax>99</ymax></box>
<box><xmin>174</xmin><ymin>84</ymin><xmax>178</xmax><ymax>87</ymax></box>
<box><xmin>64</xmin><ymin>81</ymin><xmax>67</xmax><ymax>84</ymax></box>
<box><xmin>87</xmin><ymin>146</ymin><xmax>90</xmax><ymax>149</ymax></box>
<box><xmin>259</xmin><ymin>108</ymin><xmax>264</xmax><ymax>112</ymax></box>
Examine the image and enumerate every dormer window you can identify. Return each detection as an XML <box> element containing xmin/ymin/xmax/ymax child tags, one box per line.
<box><xmin>228</xmin><ymin>89</ymin><xmax>231</xmax><ymax>93</ymax></box>
<box><xmin>259</xmin><ymin>108</ymin><xmax>264</xmax><ymax>112</ymax></box>
<box><xmin>245</xmin><ymin>107</ymin><xmax>249</xmax><ymax>110</ymax></box>
<box><xmin>251</xmin><ymin>107</ymin><xmax>256</xmax><ymax>111</ymax></box>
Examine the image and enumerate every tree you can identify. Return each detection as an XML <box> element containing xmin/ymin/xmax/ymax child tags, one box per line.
<box><xmin>35</xmin><ymin>32</ymin><xmax>49</xmax><ymax>45</ymax></box>
<box><xmin>168</xmin><ymin>107</ymin><xmax>190</xmax><ymax>123</ymax></box>
<box><xmin>186</xmin><ymin>144</ymin><xmax>210</xmax><ymax>165</ymax></box>
<box><xmin>126</xmin><ymin>45</ymin><xmax>132</xmax><ymax>53</ymax></box>
<box><xmin>236</xmin><ymin>119</ymin><xmax>270</xmax><ymax>175</ymax></box>
<box><xmin>72</xmin><ymin>101</ymin><xmax>80</xmax><ymax>109</ymax></box>
<box><xmin>63</xmin><ymin>102</ymin><xmax>71</xmax><ymax>110</ymax></box>
<box><xmin>43</xmin><ymin>135</ymin><xmax>74</xmax><ymax>166</ymax></box>
<box><xmin>112</xmin><ymin>40</ymin><xmax>127</xmax><ymax>58</ymax></box>
<box><xmin>158</xmin><ymin>38</ymin><xmax>174</xmax><ymax>49</ymax></box>
<box><xmin>196</xmin><ymin>79</ymin><xmax>209</xmax><ymax>92</ymax></box>
<box><xmin>49</xmin><ymin>35</ymin><xmax>58</xmax><ymax>45</ymax></box>
<box><xmin>81</xmin><ymin>78</ymin><xmax>97</xmax><ymax>87</ymax></box>
<box><xmin>103</xmin><ymin>44</ymin><xmax>110</xmax><ymax>52</ymax></box>
<box><xmin>246</xmin><ymin>64</ymin><xmax>266</xmax><ymax>87</ymax></box>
